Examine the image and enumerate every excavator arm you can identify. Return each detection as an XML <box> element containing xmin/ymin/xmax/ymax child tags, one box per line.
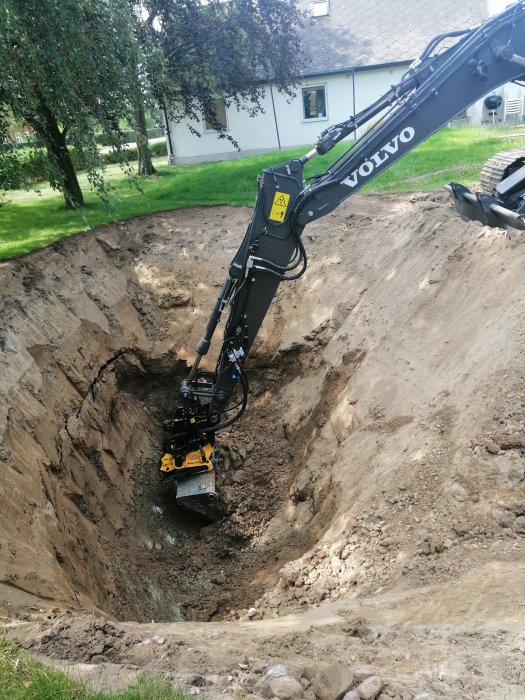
<box><xmin>161</xmin><ymin>1</ymin><xmax>525</xmax><ymax>520</ymax></box>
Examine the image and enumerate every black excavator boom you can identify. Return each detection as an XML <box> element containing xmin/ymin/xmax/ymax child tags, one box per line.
<box><xmin>160</xmin><ymin>1</ymin><xmax>525</xmax><ymax>521</ymax></box>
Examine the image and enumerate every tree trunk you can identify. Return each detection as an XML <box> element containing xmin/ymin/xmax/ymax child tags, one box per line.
<box><xmin>134</xmin><ymin>92</ymin><xmax>156</xmax><ymax>176</ymax></box>
<box><xmin>47</xmin><ymin>128</ymin><xmax>84</xmax><ymax>208</ymax></box>
<box><xmin>30</xmin><ymin>100</ymin><xmax>84</xmax><ymax>207</ymax></box>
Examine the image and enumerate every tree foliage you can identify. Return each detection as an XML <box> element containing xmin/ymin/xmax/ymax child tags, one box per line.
<box><xmin>0</xmin><ymin>0</ymin><xmax>138</xmax><ymax>206</ymax></box>
<box><xmin>140</xmin><ymin>0</ymin><xmax>306</xmax><ymax>144</ymax></box>
<box><xmin>0</xmin><ymin>0</ymin><xmax>306</xmax><ymax>207</ymax></box>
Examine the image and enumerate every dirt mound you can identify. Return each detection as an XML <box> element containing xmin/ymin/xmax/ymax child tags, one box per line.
<box><xmin>1</xmin><ymin>193</ymin><xmax>525</xmax><ymax>697</ymax></box>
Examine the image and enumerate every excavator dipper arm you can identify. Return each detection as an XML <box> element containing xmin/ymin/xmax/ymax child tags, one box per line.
<box><xmin>160</xmin><ymin>1</ymin><xmax>525</xmax><ymax>520</ymax></box>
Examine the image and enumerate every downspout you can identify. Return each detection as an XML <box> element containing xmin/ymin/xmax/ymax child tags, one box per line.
<box><xmin>162</xmin><ymin>102</ymin><xmax>175</xmax><ymax>165</ymax></box>
<box><xmin>269</xmin><ymin>80</ymin><xmax>282</xmax><ymax>151</ymax></box>
<box><xmin>352</xmin><ymin>67</ymin><xmax>357</xmax><ymax>140</ymax></box>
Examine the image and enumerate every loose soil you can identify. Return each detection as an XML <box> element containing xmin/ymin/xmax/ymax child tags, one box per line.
<box><xmin>1</xmin><ymin>192</ymin><xmax>524</xmax><ymax>699</ymax></box>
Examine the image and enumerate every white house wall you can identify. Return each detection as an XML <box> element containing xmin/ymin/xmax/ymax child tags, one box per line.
<box><xmin>168</xmin><ymin>65</ymin><xmax>408</xmax><ymax>164</ymax></box>
<box><xmin>168</xmin><ymin>67</ymin><xmax>525</xmax><ymax>164</ymax></box>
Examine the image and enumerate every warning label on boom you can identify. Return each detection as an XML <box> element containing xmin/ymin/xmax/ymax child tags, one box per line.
<box><xmin>269</xmin><ymin>191</ymin><xmax>290</xmax><ymax>222</ymax></box>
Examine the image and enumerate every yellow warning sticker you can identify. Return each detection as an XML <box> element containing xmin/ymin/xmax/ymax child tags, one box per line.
<box><xmin>269</xmin><ymin>191</ymin><xmax>290</xmax><ymax>222</ymax></box>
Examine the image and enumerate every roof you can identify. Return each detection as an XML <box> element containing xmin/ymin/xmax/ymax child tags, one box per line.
<box><xmin>298</xmin><ymin>0</ymin><xmax>490</xmax><ymax>75</ymax></box>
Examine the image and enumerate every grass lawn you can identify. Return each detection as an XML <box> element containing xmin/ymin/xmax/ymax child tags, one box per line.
<box><xmin>0</xmin><ymin>634</ymin><xmax>192</xmax><ymax>700</ymax></box>
<box><xmin>1</xmin><ymin>124</ymin><xmax>524</xmax><ymax>259</ymax></box>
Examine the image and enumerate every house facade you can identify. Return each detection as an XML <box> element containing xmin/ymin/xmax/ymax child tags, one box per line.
<box><xmin>166</xmin><ymin>0</ymin><xmax>525</xmax><ymax>165</ymax></box>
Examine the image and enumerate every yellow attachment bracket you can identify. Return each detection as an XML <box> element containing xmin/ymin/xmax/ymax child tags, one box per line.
<box><xmin>160</xmin><ymin>442</ymin><xmax>214</xmax><ymax>475</ymax></box>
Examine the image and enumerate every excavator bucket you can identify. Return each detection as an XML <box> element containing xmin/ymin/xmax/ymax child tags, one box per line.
<box><xmin>446</xmin><ymin>149</ymin><xmax>525</xmax><ymax>232</ymax></box>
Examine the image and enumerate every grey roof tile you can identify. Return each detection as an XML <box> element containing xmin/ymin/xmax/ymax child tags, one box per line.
<box><xmin>299</xmin><ymin>0</ymin><xmax>490</xmax><ymax>74</ymax></box>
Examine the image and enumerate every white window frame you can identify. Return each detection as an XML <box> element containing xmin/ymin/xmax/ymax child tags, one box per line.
<box><xmin>301</xmin><ymin>84</ymin><xmax>329</xmax><ymax>123</ymax></box>
<box><xmin>312</xmin><ymin>0</ymin><xmax>330</xmax><ymax>17</ymax></box>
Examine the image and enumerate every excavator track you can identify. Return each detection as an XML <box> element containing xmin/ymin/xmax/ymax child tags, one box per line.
<box><xmin>480</xmin><ymin>149</ymin><xmax>525</xmax><ymax>193</ymax></box>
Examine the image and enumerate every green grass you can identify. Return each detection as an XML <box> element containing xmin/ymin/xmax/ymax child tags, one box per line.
<box><xmin>0</xmin><ymin>634</ymin><xmax>192</xmax><ymax>700</ymax></box>
<box><xmin>367</xmin><ymin>123</ymin><xmax>525</xmax><ymax>192</ymax></box>
<box><xmin>1</xmin><ymin>124</ymin><xmax>524</xmax><ymax>259</ymax></box>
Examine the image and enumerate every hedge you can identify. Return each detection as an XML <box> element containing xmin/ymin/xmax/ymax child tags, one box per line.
<box><xmin>0</xmin><ymin>140</ymin><xmax>168</xmax><ymax>190</ymax></box>
<box><xmin>94</xmin><ymin>127</ymin><xmax>165</xmax><ymax>146</ymax></box>
<box><xmin>102</xmin><ymin>140</ymin><xmax>167</xmax><ymax>164</ymax></box>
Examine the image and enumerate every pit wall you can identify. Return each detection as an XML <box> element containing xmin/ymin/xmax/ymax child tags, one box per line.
<box><xmin>0</xmin><ymin>211</ymin><xmax>237</xmax><ymax>613</ymax></box>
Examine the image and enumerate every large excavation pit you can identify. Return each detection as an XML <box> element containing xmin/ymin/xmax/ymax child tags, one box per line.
<box><xmin>0</xmin><ymin>205</ymin><xmax>346</xmax><ymax>624</ymax></box>
<box><xmin>2</xmin><ymin>196</ymin><xmax>525</xmax><ymax>697</ymax></box>
<box><xmin>53</xmin><ymin>346</ymin><xmax>335</xmax><ymax>623</ymax></box>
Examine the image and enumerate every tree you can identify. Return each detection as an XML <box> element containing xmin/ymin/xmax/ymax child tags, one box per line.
<box><xmin>0</xmin><ymin>0</ymin><xmax>306</xmax><ymax>204</ymax></box>
<box><xmin>131</xmin><ymin>7</ymin><xmax>161</xmax><ymax>177</ymax></box>
<box><xmin>133</xmin><ymin>90</ymin><xmax>157</xmax><ymax>176</ymax></box>
<box><xmin>139</xmin><ymin>0</ymin><xmax>306</xmax><ymax>152</ymax></box>
<box><xmin>0</xmin><ymin>0</ymin><xmax>138</xmax><ymax>207</ymax></box>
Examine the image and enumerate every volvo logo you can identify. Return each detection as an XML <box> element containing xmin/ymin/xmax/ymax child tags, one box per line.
<box><xmin>341</xmin><ymin>127</ymin><xmax>416</xmax><ymax>188</ymax></box>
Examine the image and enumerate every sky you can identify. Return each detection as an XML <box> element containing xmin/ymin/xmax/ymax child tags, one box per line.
<box><xmin>487</xmin><ymin>0</ymin><xmax>515</xmax><ymax>15</ymax></box>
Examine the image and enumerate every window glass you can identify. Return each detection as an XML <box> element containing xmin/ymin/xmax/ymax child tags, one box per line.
<box><xmin>302</xmin><ymin>86</ymin><xmax>327</xmax><ymax>120</ymax></box>
<box><xmin>312</xmin><ymin>0</ymin><xmax>329</xmax><ymax>17</ymax></box>
<box><xmin>205</xmin><ymin>99</ymin><xmax>227</xmax><ymax>131</ymax></box>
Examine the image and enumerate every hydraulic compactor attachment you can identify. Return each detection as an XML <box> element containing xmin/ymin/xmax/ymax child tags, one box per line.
<box><xmin>160</xmin><ymin>444</ymin><xmax>220</xmax><ymax>521</ymax></box>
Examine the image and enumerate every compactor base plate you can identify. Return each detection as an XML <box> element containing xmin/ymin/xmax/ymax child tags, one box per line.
<box><xmin>175</xmin><ymin>470</ymin><xmax>221</xmax><ymax>522</ymax></box>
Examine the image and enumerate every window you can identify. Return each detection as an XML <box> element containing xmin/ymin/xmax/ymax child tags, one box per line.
<box><xmin>302</xmin><ymin>86</ymin><xmax>327</xmax><ymax>120</ymax></box>
<box><xmin>312</xmin><ymin>0</ymin><xmax>329</xmax><ymax>17</ymax></box>
<box><xmin>204</xmin><ymin>99</ymin><xmax>228</xmax><ymax>131</ymax></box>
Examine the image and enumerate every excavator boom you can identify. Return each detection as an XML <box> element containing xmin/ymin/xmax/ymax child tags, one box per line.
<box><xmin>161</xmin><ymin>1</ymin><xmax>525</xmax><ymax>520</ymax></box>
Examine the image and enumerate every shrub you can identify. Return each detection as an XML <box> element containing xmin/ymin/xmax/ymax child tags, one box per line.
<box><xmin>0</xmin><ymin>140</ymin><xmax>168</xmax><ymax>189</ymax></box>
<box><xmin>0</xmin><ymin>147</ymin><xmax>24</xmax><ymax>189</ymax></box>
<box><xmin>0</xmin><ymin>146</ymin><xmax>49</xmax><ymax>189</ymax></box>
<box><xmin>150</xmin><ymin>140</ymin><xmax>167</xmax><ymax>157</ymax></box>
<box><xmin>94</xmin><ymin>127</ymin><xmax>165</xmax><ymax>146</ymax></box>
